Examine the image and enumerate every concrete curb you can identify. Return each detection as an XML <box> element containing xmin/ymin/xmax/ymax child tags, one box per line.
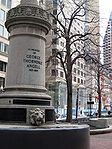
<box><xmin>90</xmin><ymin>126</ymin><xmax>112</xmax><ymax>135</ymax></box>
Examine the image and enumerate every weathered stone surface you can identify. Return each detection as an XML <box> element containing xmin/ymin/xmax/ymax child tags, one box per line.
<box><xmin>21</xmin><ymin>0</ymin><xmax>38</xmax><ymax>5</ymax></box>
<box><xmin>89</xmin><ymin>118</ymin><xmax>109</xmax><ymax>129</ymax></box>
<box><xmin>0</xmin><ymin>125</ymin><xmax>90</xmax><ymax>149</ymax></box>
<box><xmin>30</xmin><ymin>108</ymin><xmax>45</xmax><ymax>126</ymax></box>
<box><xmin>0</xmin><ymin>0</ymin><xmax>53</xmax><ymax>125</ymax></box>
<box><xmin>5</xmin><ymin>5</ymin><xmax>51</xmax><ymax>34</ymax></box>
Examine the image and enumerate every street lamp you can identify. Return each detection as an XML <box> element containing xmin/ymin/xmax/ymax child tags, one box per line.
<box><xmin>87</xmin><ymin>93</ymin><xmax>94</xmax><ymax>117</ymax></box>
<box><xmin>89</xmin><ymin>94</ymin><xmax>92</xmax><ymax>117</ymax></box>
<box><xmin>76</xmin><ymin>84</ymin><xmax>85</xmax><ymax>119</ymax></box>
<box><xmin>76</xmin><ymin>87</ymin><xmax>79</xmax><ymax>119</ymax></box>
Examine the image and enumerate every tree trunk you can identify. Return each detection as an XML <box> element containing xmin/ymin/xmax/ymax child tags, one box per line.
<box><xmin>76</xmin><ymin>88</ymin><xmax>79</xmax><ymax>120</ymax></box>
<box><xmin>97</xmin><ymin>69</ymin><xmax>101</xmax><ymax>117</ymax></box>
<box><xmin>65</xmin><ymin>37</ymin><xmax>72</xmax><ymax>123</ymax></box>
<box><xmin>66</xmin><ymin>73</ymin><xmax>72</xmax><ymax>122</ymax></box>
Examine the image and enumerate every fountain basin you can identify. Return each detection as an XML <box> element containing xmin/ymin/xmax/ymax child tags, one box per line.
<box><xmin>0</xmin><ymin>124</ymin><xmax>90</xmax><ymax>149</ymax></box>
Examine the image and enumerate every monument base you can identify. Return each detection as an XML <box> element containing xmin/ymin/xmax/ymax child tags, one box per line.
<box><xmin>0</xmin><ymin>87</ymin><xmax>55</xmax><ymax>124</ymax></box>
<box><xmin>0</xmin><ymin>124</ymin><xmax>90</xmax><ymax>149</ymax></box>
<box><xmin>0</xmin><ymin>105</ymin><xmax>55</xmax><ymax>124</ymax></box>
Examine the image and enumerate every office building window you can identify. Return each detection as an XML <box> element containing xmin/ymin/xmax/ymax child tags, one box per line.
<box><xmin>74</xmin><ymin>68</ymin><xmax>76</xmax><ymax>73</ymax></box>
<box><xmin>55</xmin><ymin>59</ymin><xmax>58</xmax><ymax>65</ymax></box>
<box><xmin>52</xmin><ymin>38</ymin><xmax>58</xmax><ymax>44</ymax></box>
<box><xmin>1</xmin><ymin>0</ymin><xmax>11</xmax><ymax>9</ymax></box>
<box><xmin>77</xmin><ymin>46</ymin><xmax>80</xmax><ymax>50</ymax></box>
<box><xmin>60</xmin><ymin>41</ymin><xmax>64</xmax><ymax>47</ymax></box>
<box><xmin>78</xmin><ymin>70</ymin><xmax>80</xmax><ymax>75</ymax></box>
<box><xmin>78</xmin><ymin>61</ymin><xmax>80</xmax><ymax>67</ymax></box>
<box><xmin>81</xmin><ymin>63</ymin><xmax>83</xmax><ymax>69</ymax></box>
<box><xmin>4</xmin><ymin>43</ymin><xmax>8</xmax><ymax>53</ymax></box>
<box><xmin>52</xmin><ymin>48</ymin><xmax>57</xmax><ymax>55</ymax></box>
<box><xmin>52</xmin><ymin>19</ymin><xmax>57</xmax><ymax>25</ymax></box>
<box><xmin>0</xmin><ymin>9</ymin><xmax>5</xmax><ymax>21</ymax></box>
<box><xmin>1</xmin><ymin>0</ymin><xmax>6</xmax><ymax>5</ymax></box>
<box><xmin>81</xmin><ymin>79</ymin><xmax>83</xmax><ymax>84</ymax></box>
<box><xmin>4</xmin><ymin>27</ymin><xmax>9</xmax><ymax>38</ymax></box>
<box><xmin>0</xmin><ymin>61</ymin><xmax>7</xmax><ymax>72</ymax></box>
<box><xmin>0</xmin><ymin>42</ymin><xmax>8</xmax><ymax>53</ymax></box>
<box><xmin>52</xmin><ymin>58</ymin><xmax>58</xmax><ymax>65</ymax></box>
<box><xmin>53</xmin><ymin>9</ymin><xmax>57</xmax><ymax>15</ymax></box>
<box><xmin>60</xmin><ymin>71</ymin><xmax>63</xmax><ymax>78</ymax></box>
<box><xmin>81</xmin><ymin>71</ymin><xmax>83</xmax><ymax>76</ymax></box>
<box><xmin>51</xmin><ymin>69</ymin><xmax>58</xmax><ymax>76</ymax></box>
<box><xmin>74</xmin><ymin>77</ymin><xmax>76</xmax><ymax>82</ymax></box>
<box><xmin>53</xmin><ymin>28</ymin><xmax>57</xmax><ymax>35</ymax></box>
<box><xmin>0</xmin><ymin>25</ymin><xmax>4</xmax><ymax>36</ymax></box>
<box><xmin>0</xmin><ymin>42</ymin><xmax>2</xmax><ymax>51</ymax></box>
<box><xmin>53</xmin><ymin>0</ymin><xmax>58</xmax><ymax>6</ymax></box>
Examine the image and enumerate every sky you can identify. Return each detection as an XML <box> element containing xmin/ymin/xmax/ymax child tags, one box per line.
<box><xmin>100</xmin><ymin>0</ymin><xmax>112</xmax><ymax>38</ymax></box>
<box><xmin>99</xmin><ymin>0</ymin><xmax>112</xmax><ymax>62</ymax></box>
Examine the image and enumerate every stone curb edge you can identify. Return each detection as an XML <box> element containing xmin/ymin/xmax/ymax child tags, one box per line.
<box><xmin>90</xmin><ymin>126</ymin><xmax>112</xmax><ymax>135</ymax></box>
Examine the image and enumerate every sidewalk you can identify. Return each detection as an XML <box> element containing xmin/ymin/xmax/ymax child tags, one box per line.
<box><xmin>90</xmin><ymin>131</ymin><xmax>112</xmax><ymax>149</ymax></box>
<box><xmin>90</xmin><ymin>125</ymin><xmax>112</xmax><ymax>149</ymax></box>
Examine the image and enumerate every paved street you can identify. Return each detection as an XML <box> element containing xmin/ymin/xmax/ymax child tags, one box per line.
<box><xmin>90</xmin><ymin>133</ymin><xmax>112</xmax><ymax>149</ymax></box>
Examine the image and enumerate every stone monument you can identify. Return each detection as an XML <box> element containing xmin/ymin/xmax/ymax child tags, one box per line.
<box><xmin>0</xmin><ymin>0</ymin><xmax>54</xmax><ymax>124</ymax></box>
<box><xmin>0</xmin><ymin>1</ymin><xmax>90</xmax><ymax>149</ymax></box>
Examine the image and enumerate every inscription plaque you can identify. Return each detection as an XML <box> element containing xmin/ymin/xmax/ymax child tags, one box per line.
<box><xmin>23</xmin><ymin>48</ymin><xmax>42</xmax><ymax>72</ymax></box>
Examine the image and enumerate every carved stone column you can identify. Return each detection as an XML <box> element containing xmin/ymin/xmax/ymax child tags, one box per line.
<box><xmin>0</xmin><ymin>0</ymin><xmax>54</xmax><ymax>124</ymax></box>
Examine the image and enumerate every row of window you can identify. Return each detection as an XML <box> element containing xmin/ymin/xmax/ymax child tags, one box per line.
<box><xmin>74</xmin><ymin>61</ymin><xmax>85</xmax><ymax>69</ymax></box>
<box><xmin>74</xmin><ymin>20</ymin><xmax>83</xmax><ymax>30</ymax></box>
<box><xmin>0</xmin><ymin>41</ymin><xmax>8</xmax><ymax>53</ymax></box>
<box><xmin>74</xmin><ymin>76</ymin><xmax>84</xmax><ymax>85</ymax></box>
<box><xmin>1</xmin><ymin>0</ymin><xmax>11</xmax><ymax>9</ymax></box>
<box><xmin>74</xmin><ymin>68</ymin><xmax>85</xmax><ymax>77</ymax></box>
<box><xmin>0</xmin><ymin>24</ymin><xmax>9</xmax><ymax>38</ymax></box>
<box><xmin>104</xmin><ymin>52</ymin><xmax>111</xmax><ymax>57</ymax></box>
<box><xmin>52</xmin><ymin>16</ymin><xmax>83</xmax><ymax>33</ymax></box>
<box><xmin>51</xmin><ymin>49</ymin><xmax>85</xmax><ymax>68</ymax></box>
<box><xmin>51</xmin><ymin>58</ymin><xmax>85</xmax><ymax>76</ymax></box>
<box><xmin>51</xmin><ymin>69</ymin><xmax>64</xmax><ymax>78</ymax></box>
<box><xmin>51</xmin><ymin>62</ymin><xmax>85</xmax><ymax>77</ymax></box>
<box><xmin>52</xmin><ymin>33</ymin><xmax>83</xmax><ymax>47</ymax></box>
<box><xmin>52</xmin><ymin>49</ymin><xmax>64</xmax><ymax>57</ymax></box>
<box><xmin>51</xmin><ymin>69</ymin><xmax>84</xmax><ymax>84</ymax></box>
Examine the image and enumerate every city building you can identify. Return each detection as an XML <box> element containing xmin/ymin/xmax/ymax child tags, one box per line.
<box><xmin>0</xmin><ymin>0</ymin><xmax>20</xmax><ymax>89</ymax></box>
<box><xmin>45</xmin><ymin>0</ymin><xmax>100</xmax><ymax>114</ymax></box>
<box><xmin>45</xmin><ymin>0</ymin><xmax>88</xmax><ymax>114</ymax></box>
<box><xmin>103</xmin><ymin>12</ymin><xmax>112</xmax><ymax>71</ymax></box>
<box><xmin>103</xmin><ymin>11</ymin><xmax>112</xmax><ymax>104</ymax></box>
<box><xmin>84</xmin><ymin>0</ymin><xmax>100</xmax><ymax>110</ymax></box>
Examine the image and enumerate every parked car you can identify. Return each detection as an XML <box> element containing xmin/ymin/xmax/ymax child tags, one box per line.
<box><xmin>101</xmin><ymin>109</ymin><xmax>108</xmax><ymax>116</ymax></box>
<box><xmin>83</xmin><ymin>109</ymin><xmax>96</xmax><ymax>117</ymax></box>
